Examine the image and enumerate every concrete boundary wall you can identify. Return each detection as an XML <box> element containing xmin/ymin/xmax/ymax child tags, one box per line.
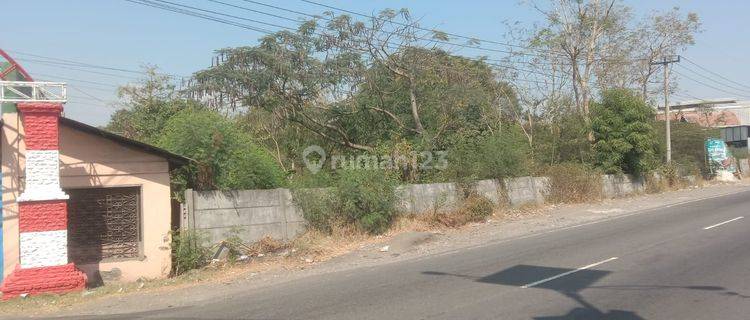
<box><xmin>395</xmin><ymin>183</ymin><xmax>461</xmax><ymax>214</ymax></box>
<box><xmin>183</xmin><ymin>188</ymin><xmax>305</xmax><ymax>244</ymax></box>
<box><xmin>184</xmin><ymin>174</ymin><xmax>691</xmax><ymax>244</ymax></box>
<box><xmin>601</xmin><ymin>174</ymin><xmax>644</xmax><ymax>198</ymax></box>
<box><xmin>504</xmin><ymin>177</ymin><xmax>550</xmax><ymax>207</ymax></box>
<box><xmin>740</xmin><ymin>159</ymin><xmax>750</xmax><ymax>177</ymax></box>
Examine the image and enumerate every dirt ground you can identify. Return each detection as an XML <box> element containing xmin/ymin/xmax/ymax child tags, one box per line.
<box><xmin>1</xmin><ymin>180</ymin><xmax>748</xmax><ymax>318</ymax></box>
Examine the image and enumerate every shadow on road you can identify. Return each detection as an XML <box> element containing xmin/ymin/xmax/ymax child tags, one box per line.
<box><xmin>480</xmin><ymin>265</ymin><xmax>643</xmax><ymax>319</ymax></box>
<box><xmin>423</xmin><ymin>263</ymin><xmax>743</xmax><ymax>320</ymax></box>
<box><xmin>586</xmin><ymin>284</ymin><xmax>750</xmax><ymax>298</ymax></box>
<box><xmin>424</xmin><ymin>264</ymin><xmax>644</xmax><ymax>319</ymax></box>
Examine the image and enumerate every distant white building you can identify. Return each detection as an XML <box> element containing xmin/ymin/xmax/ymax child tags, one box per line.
<box><xmin>657</xmin><ymin>98</ymin><xmax>750</xmax><ymax>147</ymax></box>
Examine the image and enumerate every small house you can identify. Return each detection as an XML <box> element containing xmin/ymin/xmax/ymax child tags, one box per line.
<box><xmin>1</xmin><ymin>111</ymin><xmax>188</xmax><ymax>285</ymax></box>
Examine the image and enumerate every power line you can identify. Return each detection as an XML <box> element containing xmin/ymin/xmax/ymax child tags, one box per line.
<box><xmin>299</xmin><ymin>0</ymin><xmax>649</xmax><ymax>65</ymax></box>
<box><xmin>671</xmin><ymin>93</ymin><xmax>692</xmax><ymax>100</ymax></box>
<box><xmin>10</xmin><ymin>51</ymin><xmax>148</xmax><ymax>76</ymax></box>
<box><xmin>181</xmin><ymin>0</ymin><xmax>567</xmax><ymax>61</ymax></box>
<box><xmin>675</xmin><ymin>63</ymin><xmax>750</xmax><ymax>95</ymax></box>
<box><xmin>681</xmin><ymin>56</ymin><xmax>750</xmax><ymax>91</ymax></box>
<box><xmin>228</xmin><ymin>0</ymin><xmax>575</xmax><ymax>68</ymax></box>
<box><xmin>63</xmin><ymin>101</ymin><xmax>119</xmax><ymax>111</ymax></box>
<box><xmin>163</xmin><ymin>0</ymin><xmax>528</xmax><ymax>58</ymax></box>
<box><xmin>10</xmin><ymin>50</ymin><xmax>186</xmax><ymax>79</ymax></box>
<box><xmin>37</xmin><ymin>79</ymin><xmax>118</xmax><ymax>93</ymax></box>
<box><xmin>151</xmin><ymin>0</ymin><xmax>299</xmax><ymax>32</ymax></box>
<box><xmin>127</xmin><ymin>0</ymin><xmax>647</xmax><ymax>93</ymax></box>
<box><xmin>268</xmin><ymin>0</ymin><xmax>562</xmax><ymax>59</ymax></box>
<box><xmin>68</xmin><ymin>85</ymin><xmax>110</xmax><ymax>103</ymax></box>
<box><xmin>33</xmin><ymin>73</ymin><xmax>121</xmax><ymax>88</ymax></box>
<box><xmin>129</xmin><ymin>0</ymin><xmax>568</xmax><ymax>82</ymax></box>
<box><xmin>143</xmin><ymin>0</ymin><xmax>428</xmax><ymax>59</ymax></box>
<box><xmin>210</xmin><ymin>0</ymin><xmax>302</xmax><ymax>23</ymax></box>
<box><xmin>67</xmin><ymin>94</ymin><xmax>117</xmax><ymax>106</ymax></box>
<box><xmin>297</xmin><ymin>0</ymin><xmax>563</xmax><ymax>57</ymax></box>
<box><xmin>220</xmin><ymin>0</ymin><xmax>640</xmax><ymax>71</ymax></box>
<box><xmin>124</xmin><ymin>0</ymin><xmax>276</xmax><ymax>34</ymax></box>
<box><xmin>673</xmin><ymin>69</ymin><xmax>750</xmax><ymax>99</ymax></box>
<box><xmin>15</xmin><ymin>57</ymin><xmax>143</xmax><ymax>80</ymax></box>
<box><xmin>674</xmin><ymin>90</ymin><xmax>703</xmax><ymax>101</ymax></box>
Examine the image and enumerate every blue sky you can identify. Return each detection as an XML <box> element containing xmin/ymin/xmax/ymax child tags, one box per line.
<box><xmin>3</xmin><ymin>0</ymin><xmax>750</xmax><ymax>126</ymax></box>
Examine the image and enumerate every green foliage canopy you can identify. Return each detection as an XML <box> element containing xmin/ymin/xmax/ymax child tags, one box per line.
<box><xmin>591</xmin><ymin>89</ymin><xmax>659</xmax><ymax>174</ymax></box>
<box><xmin>158</xmin><ymin>108</ymin><xmax>285</xmax><ymax>191</ymax></box>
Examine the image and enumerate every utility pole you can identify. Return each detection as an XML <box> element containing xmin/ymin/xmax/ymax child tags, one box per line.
<box><xmin>651</xmin><ymin>55</ymin><xmax>680</xmax><ymax>163</ymax></box>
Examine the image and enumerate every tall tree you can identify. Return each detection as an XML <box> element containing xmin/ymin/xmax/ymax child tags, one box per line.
<box><xmin>531</xmin><ymin>0</ymin><xmax>628</xmax><ymax>127</ymax></box>
<box><xmin>514</xmin><ymin>1</ymin><xmax>699</xmax><ymax>140</ymax></box>
<box><xmin>190</xmin><ymin>12</ymin><xmax>515</xmax><ymax>158</ymax></box>
<box><xmin>594</xmin><ymin>7</ymin><xmax>700</xmax><ymax>101</ymax></box>
<box><xmin>107</xmin><ymin>66</ymin><xmax>197</xmax><ymax>144</ymax></box>
<box><xmin>632</xmin><ymin>8</ymin><xmax>700</xmax><ymax>101</ymax></box>
<box><xmin>320</xmin><ymin>9</ymin><xmax>446</xmax><ymax>136</ymax></box>
<box><xmin>191</xmin><ymin>20</ymin><xmax>373</xmax><ymax>152</ymax></box>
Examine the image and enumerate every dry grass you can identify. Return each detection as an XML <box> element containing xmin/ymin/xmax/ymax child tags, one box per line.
<box><xmin>389</xmin><ymin>214</ymin><xmax>434</xmax><ymax>233</ymax></box>
<box><xmin>290</xmin><ymin>225</ymin><xmax>369</xmax><ymax>259</ymax></box>
<box><xmin>644</xmin><ymin>174</ymin><xmax>670</xmax><ymax>194</ymax></box>
<box><xmin>645</xmin><ymin>171</ymin><xmax>705</xmax><ymax>194</ymax></box>
<box><xmin>545</xmin><ymin>164</ymin><xmax>603</xmax><ymax>204</ymax></box>
<box><xmin>244</xmin><ymin>236</ymin><xmax>289</xmax><ymax>256</ymax></box>
<box><xmin>420</xmin><ymin>193</ymin><xmax>496</xmax><ymax>228</ymax></box>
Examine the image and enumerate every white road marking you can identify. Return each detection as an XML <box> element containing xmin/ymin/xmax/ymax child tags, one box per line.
<box><xmin>521</xmin><ymin>257</ymin><xmax>619</xmax><ymax>289</ymax></box>
<box><xmin>703</xmin><ymin>216</ymin><xmax>744</xmax><ymax>230</ymax></box>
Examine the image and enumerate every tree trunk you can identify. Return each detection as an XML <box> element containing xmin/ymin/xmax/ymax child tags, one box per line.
<box><xmin>408</xmin><ymin>76</ymin><xmax>425</xmax><ymax>134</ymax></box>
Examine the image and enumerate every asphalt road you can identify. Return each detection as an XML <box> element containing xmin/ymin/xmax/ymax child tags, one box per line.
<box><xmin>63</xmin><ymin>190</ymin><xmax>750</xmax><ymax>320</ymax></box>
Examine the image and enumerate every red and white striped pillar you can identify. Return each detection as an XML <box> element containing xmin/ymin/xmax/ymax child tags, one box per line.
<box><xmin>0</xmin><ymin>103</ymin><xmax>86</xmax><ymax>300</ymax></box>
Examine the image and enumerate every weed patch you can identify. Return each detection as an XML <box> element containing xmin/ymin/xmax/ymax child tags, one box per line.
<box><xmin>544</xmin><ymin>163</ymin><xmax>603</xmax><ymax>203</ymax></box>
<box><xmin>424</xmin><ymin>193</ymin><xmax>495</xmax><ymax>228</ymax></box>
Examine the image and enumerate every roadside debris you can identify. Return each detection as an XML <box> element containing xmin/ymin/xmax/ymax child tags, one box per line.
<box><xmin>385</xmin><ymin>232</ymin><xmax>434</xmax><ymax>255</ymax></box>
<box><xmin>208</xmin><ymin>236</ymin><xmax>291</xmax><ymax>264</ymax></box>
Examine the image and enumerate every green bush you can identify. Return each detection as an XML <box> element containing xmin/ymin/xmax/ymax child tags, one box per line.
<box><xmin>293</xmin><ymin>169</ymin><xmax>398</xmax><ymax>235</ymax></box>
<box><xmin>221</xmin><ymin>147</ymin><xmax>287</xmax><ymax>190</ymax></box>
<box><xmin>532</xmin><ymin>114</ymin><xmax>594</xmax><ymax>169</ymax></box>
<box><xmin>654</xmin><ymin>122</ymin><xmax>718</xmax><ymax>176</ymax></box>
<box><xmin>333</xmin><ymin>170</ymin><xmax>398</xmax><ymax>234</ymax></box>
<box><xmin>440</xmin><ymin>126</ymin><xmax>529</xmax><ymax>182</ymax></box>
<box><xmin>292</xmin><ymin>187</ymin><xmax>337</xmax><ymax>233</ymax></box>
<box><xmin>544</xmin><ymin>163</ymin><xmax>603</xmax><ymax>203</ymax></box>
<box><xmin>591</xmin><ymin>89</ymin><xmax>659</xmax><ymax>175</ymax></box>
<box><xmin>158</xmin><ymin>108</ymin><xmax>286</xmax><ymax>191</ymax></box>
<box><xmin>170</xmin><ymin>230</ymin><xmax>210</xmax><ymax>276</ymax></box>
